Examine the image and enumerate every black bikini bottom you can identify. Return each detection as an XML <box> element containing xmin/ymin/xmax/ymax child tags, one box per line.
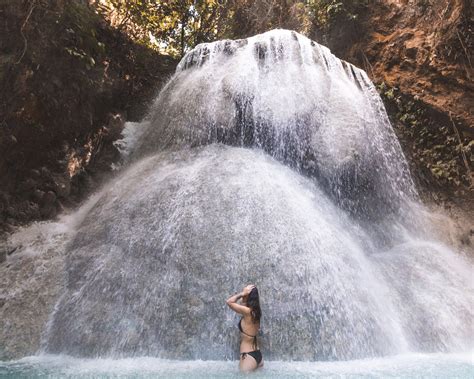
<box><xmin>241</xmin><ymin>350</ymin><xmax>262</xmax><ymax>365</ymax></box>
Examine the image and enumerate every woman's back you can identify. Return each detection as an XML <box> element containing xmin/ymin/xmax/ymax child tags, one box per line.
<box><xmin>238</xmin><ymin>317</ymin><xmax>259</xmax><ymax>352</ymax></box>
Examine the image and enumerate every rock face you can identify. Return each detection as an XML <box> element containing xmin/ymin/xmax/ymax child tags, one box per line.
<box><xmin>0</xmin><ymin>221</ymin><xmax>71</xmax><ymax>360</ymax></box>
<box><xmin>0</xmin><ymin>0</ymin><xmax>176</xmax><ymax>234</ymax></box>
<box><xmin>323</xmin><ymin>0</ymin><xmax>472</xmax><ymax>130</ymax></box>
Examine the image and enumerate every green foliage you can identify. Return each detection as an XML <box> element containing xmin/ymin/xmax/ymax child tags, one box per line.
<box><xmin>97</xmin><ymin>0</ymin><xmax>231</xmax><ymax>57</ymax></box>
<box><xmin>306</xmin><ymin>0</ymin><xmax>367</xmax><ymax>29</ymax></box>
<box><xmin>94</xmin><ymin>1</ymin><xmax>370</xmax><ymax>56</ymax></box>
<box><xmin>61</xmin><ymin>2</ymin><xmax>106</xmax><ymax>70</ymax></box>
<box><xmin>64</xmin><ymin>47</ymin><xmax>96</xmax><ymax>69</ymax></box>
<box><xmin>377</xmin><ymin>82</ymin><xmax>473</xmax><ymax>188</ymax></box>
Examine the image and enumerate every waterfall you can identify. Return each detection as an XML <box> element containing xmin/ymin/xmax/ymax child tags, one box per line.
<box><xmin>42</xmin><ymin>30</ymin><xmax>473</xmax><ymax>361</ymax></box>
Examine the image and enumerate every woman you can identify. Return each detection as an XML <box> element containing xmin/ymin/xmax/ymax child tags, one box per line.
<box><xmin>226</xmin><ymin>284</ymin><xmax>263</xmax><ymax>372</ymax></box>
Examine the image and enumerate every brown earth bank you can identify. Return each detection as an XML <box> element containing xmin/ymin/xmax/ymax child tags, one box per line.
<box><xmin>0</xmin><ymin>0</ymin><xmax>176</xmax><ymax>239</ymax></box>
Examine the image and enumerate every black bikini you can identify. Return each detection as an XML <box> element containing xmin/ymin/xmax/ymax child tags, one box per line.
<box><xmin>238</xmin><ymin>319</ymin><xmax>262</xmax><ymax>365</ymax></box>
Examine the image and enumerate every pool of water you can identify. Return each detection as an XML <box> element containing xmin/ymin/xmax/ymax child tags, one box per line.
<box><xmin>1</xmin><ymin>353</ymin><xmax>472</xmax><ymax>378</ymax></box>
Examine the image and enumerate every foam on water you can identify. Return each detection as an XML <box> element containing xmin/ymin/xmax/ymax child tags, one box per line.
<box><xmin>112</xmin><ymin>121</ymin><xmax>150</xmax><ymax>167</ymax></box>
<box><xmin>1</xmin><ymin>353</ymin><xmax>473</xmax><ymax>378</ymax></box>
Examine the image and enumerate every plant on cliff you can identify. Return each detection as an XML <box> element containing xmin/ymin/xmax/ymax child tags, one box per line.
<box><xmin>306</xmin><ymin>0</ymin><xmax>368</xmax><ymax>29</ymax></box>
<box><xmin>377</xmin><ymin>82</ymin><xmax>473</xmax><ymax>192</ymax></box>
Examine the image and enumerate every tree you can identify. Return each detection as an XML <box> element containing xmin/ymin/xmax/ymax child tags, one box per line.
<box><xmin>94</xmin><ymin>0</ymin><xmax>368</xmax><ymax>57</ymax></box>
<box><xmin>96</xmin><ymin>0</ymin><xmax>230</xmax><ymax>57</ymax></box>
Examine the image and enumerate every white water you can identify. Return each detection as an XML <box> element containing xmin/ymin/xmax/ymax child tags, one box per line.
<box><xmin>136</xmin><ymin>30</ymin><xmax>417</xmax><ymax>226</ymax></box>
<box><xmin>43</xmin><ymin>146</ymin><xmax>412</xmax><ymax>359</ymax></box>
<box><xmin>1</xmin><ymin>30</ymin><xmax>472</xmax><ymax>374</ymax></box>
<box><xmin>1</xmin><ymin>352</ymin><xmax>473</xmax><ymax>378</ymax></box>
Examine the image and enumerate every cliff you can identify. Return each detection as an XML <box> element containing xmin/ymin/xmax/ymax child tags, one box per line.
<box><xmin>0</xmin><ymin>0</ymin><xmax>176</xmax><ymax>236</ymax></box>
<box><xmin>315</xmin><ymin>0</ymin><xmax>473</xmax><ymax>199</ymax></box>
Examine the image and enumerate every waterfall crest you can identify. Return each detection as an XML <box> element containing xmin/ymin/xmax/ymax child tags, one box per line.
<box><xmin>135</xmin><ymin>29</ymin><xmax>416</xmax><ymax>222</ymax></box>
<box><xmin>43</xmin><ymin>30</ymin><xmax>473</xmax><ymax>360</ymax></box>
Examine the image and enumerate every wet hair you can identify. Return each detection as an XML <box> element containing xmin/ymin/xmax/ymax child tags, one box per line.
<box><xmin>247</xmin><ymin>287</ymin><xmax>262</xmax><ymax>323</ymax></box>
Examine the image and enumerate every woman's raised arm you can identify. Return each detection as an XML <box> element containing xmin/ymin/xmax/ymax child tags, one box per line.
<box><xmin>226</xmin><ymin>291</ymin><xmax>251</xmax><ymax>315</ymax></box>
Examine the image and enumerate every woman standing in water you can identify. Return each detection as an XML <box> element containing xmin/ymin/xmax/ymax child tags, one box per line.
<box><xmin>226</xmin><ymin>284</ymin><xmax>263</xmax><ymax>372</ymax></box>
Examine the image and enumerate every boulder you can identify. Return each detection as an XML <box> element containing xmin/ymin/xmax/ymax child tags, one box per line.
<box><xmin>51</xmin><ymin>174</ymin><xmax>71</xmax><ymax>199</ymax></box>
<box><xmin>103</xmin><ymin>113</ymin><xmax>125</xmax><ymax>142</ymax></box>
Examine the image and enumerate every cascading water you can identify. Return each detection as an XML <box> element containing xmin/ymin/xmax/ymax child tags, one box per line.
<box><xmin>135</xmin><ymin>29</ymin><xmax>417</xmax><ymax>226</ymax></box>
<box><xmin>42</xmin><ymin>30</ymin><xmax>473</xmax><ymax>361</ymax></box>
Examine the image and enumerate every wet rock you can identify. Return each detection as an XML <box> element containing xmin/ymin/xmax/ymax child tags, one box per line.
<box><xmin>17</xmin><ymin>212</ymin><xmax>27</xmax><ymax>221</ymax></box>
<box><xmin>72</xmin><ymin>170</ymin><xmax>94</xmax><ymax>196</ymax></box>
<box><xmin>39</xmin><ymin>166</ymin><xmax>52</xmax><ymax>180</ymax></box>
<box><xmin>29</xmin><ymin>169</ymin><xmax>41</xmax><ymax>180</ymax></box>
<box><xmin>5</xmin><ymin>218</ymin><xmax>16</xmax><ymax>226</ymax></box>
<box><xmin>460</xmin><ymin>230</ymin><xmax>472</xmax><ymax>246</ymax></box>
<box><xmin>16</xmin><ymin>205</ymin><xmax>38</xmax><ymax>222</ymax></box>
<box><xmin>56</xmin><ymin>200</ymin><xmax>65</xmax><ymax>213</ymax></box>
<box><xmin>17</xmin><ymin>178</ymin><xmax>37</xmax><ymax>193</ymax></box>
<box><xmin>3</xmin><ymin>223</ymin><xmax>15</xmax><ymax>233</ymax></box>
<box><xmin>51</xmin><ymin>174</ymin><xmax>71</xmax><ymax>198</ymax></box>
<box><xmin>0</xmin><ymin>244</ymin><xmax>18</xmax><ymax>263</ymax></box>
<box><xmin>42</xmin><ymin>191</ymin><xmax>57</xmax><ymax>206</ymax></box>
<box><xmin>103</xmin><ymin>113</ymin><xmax>125</xmax><ymax>142</ymax></box>
<box><xmin>40</xmin><ymin>206</ymin><xmax>57</xmax><ymax>219</ymax></box>
<box><xmin>6</xmin><ymin>207</ymin><xmax>17</xmax><ymax>218</ymax></box>
<box><xmin>4</xmin><ymin>134</ymin><xmax>17</xmax><ymax>146</ymax></box>
<box><xmin>39</xmin><ymin>191</ymin><xmax>58</xmax><ymax>218</ymax></box>
<box><xmin>7</xmin><ymin>246</ymin><xmax>19</xmax><ymax>256</ymax></box>
<box><xmin>40</xmin><ymin>204</ymin><xmax>57</xmax><ymax>219</ymax></box>
<box><xmin>0</xmin><ymin>0</ymin><xmax>177</xmax><ymax>232</ymax></box>
<box><xmin>0</xmin><ymin>192</ymin><xmax>8</xmax><ymax>214</ymax></box>
<box><xmin>32</xmin><ymin>189</ymin><xmax>45</xmax><ymax>202</ymax></box>
<box><xmin>405</xmin><ymin>46</ymin><xmax>418</xmax><ymax>60</ymax></box>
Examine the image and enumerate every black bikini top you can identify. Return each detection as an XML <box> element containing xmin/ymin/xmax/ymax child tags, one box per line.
<box><xmin>238</xmin><ymin>319</ymin><xmax>258</xmax><ymax>349</ymax></box>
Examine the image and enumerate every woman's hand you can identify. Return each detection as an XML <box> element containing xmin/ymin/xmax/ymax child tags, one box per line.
<box><xmin>226</xmin><ymin>285</ymin><xmax>255</xmax><ymax>315</ymax></box>
<box><xmin>242</xmin><ymin>284</ymin><xmax>255</xmax><ymax>296</ymax></box>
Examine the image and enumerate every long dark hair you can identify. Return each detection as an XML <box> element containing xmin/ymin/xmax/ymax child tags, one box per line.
<box><xmin>247</xmin><ymin>287</ymin><xmax>261</xmax><ymax>323</ymax></box>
